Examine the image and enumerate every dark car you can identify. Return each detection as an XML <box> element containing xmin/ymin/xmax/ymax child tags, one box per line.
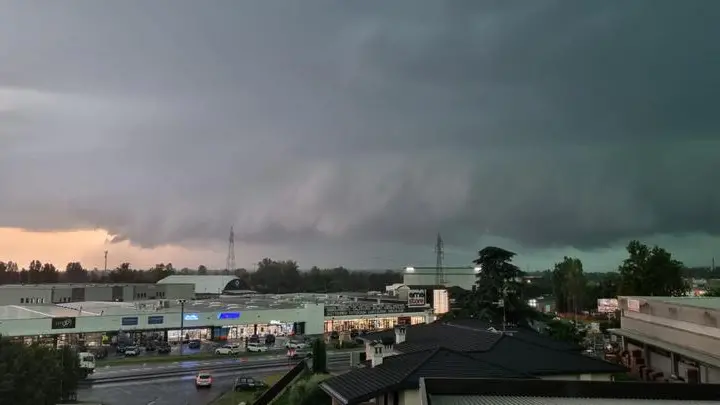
<box><xmin>157</xmin><ymin>343</ymin><xmax>172</xmax><ymax>354</ymax></box>
<box><xmin>233</xmin><ymin>376</ymin><xmax>268</xmax><ymax>392</ymax></box>
<box><xmin>188</xmin><ymin>339</ymin><xmax>202</xmax><ymax>349</ymax></box>
<box><xmin>248</xmin><ymin>334</ymin><xmax>260</xmax><ymax>344</ymax></box>
<box><xmin>265</xmin><ymin>334</ymin><xmax>275</xmax><ymax>345</ymax></box>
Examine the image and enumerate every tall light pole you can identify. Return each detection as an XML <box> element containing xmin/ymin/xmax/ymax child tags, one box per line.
<box><xmin>178</xmin><ymin>299</ymin><xmax>187</xmax><ymax>355</ymax></box>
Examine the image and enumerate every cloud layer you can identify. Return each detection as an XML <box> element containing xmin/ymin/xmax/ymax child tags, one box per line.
<box><xmin>2</xmin><ymin>1</ymin><xmax>720</xmax><ymax>266</ymax></box>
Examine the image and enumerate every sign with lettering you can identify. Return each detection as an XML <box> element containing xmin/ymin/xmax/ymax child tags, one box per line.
<box><xmin>121</xmin><ymin>317</ymin><xmax>139</xmax><ymax>326</ymax></box>
<box><xmin>51</xmin><ymin>317</ymin><xmax>76</xmax><ymax>330</ymax></box>
<box><xmin>148</xmin><ymin>315</ymin><xmax>164</xmax><ymax>325</ymax></box>
<box><xmin>324</xmin><ymin>303</ymin><xmax>423</xmax><ymax>317</ymax></box>
<box><xmin>408</xmin><ymin>289</ymin><xmax>426</xmax><ymax>307</ymax></box>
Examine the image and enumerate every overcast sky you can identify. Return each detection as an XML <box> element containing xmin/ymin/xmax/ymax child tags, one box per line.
<box><xmin>2</xmin><ymin>1</ymin><xmax>719</xmax><ymax>271</ymax></box>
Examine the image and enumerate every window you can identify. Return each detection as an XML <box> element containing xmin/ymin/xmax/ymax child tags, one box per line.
<box><xmin>20</xmin><ymin>298</ymin><xmax>24</xmax><ymax>304</ymax></box>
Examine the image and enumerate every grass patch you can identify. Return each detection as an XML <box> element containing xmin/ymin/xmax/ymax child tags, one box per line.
<box><xmin>272</xmin><ymin>373</ymin><xmax>332</xmax><ymax>405</ymax></box>
<box><xmin>97</xmin><ymin>353</ymin><xmax>219</xmax><ymax>365</ymax></box>
<box><xmin>210</xmin><ymin>373</ymin><xmax>285</xmax><ymax>405</ymax></box>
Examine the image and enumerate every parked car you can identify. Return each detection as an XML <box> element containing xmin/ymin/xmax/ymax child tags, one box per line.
<box><xmin>157</xmin><ymin>343</ymin><xmax>172</xmax><ymax>354</ymax></box>
<box><xmin>188</xmin><ymin>339</ymin><xmax>202</xmax><ymax>349</ymax></box>
<box><xmin>233</xmin><ymin>376</ymin><xmax>268</xmax><ymax>391</ymax></box>
<box><xmin>248</xmin><ymin>334</ymin><xmax>261</xmax><ymax>344</ymax></box>
<box><xmin>215</xmin><ymin>344</ymin><xmax>241</xmax><ymax>355</ymax></box>
<box><xmin>287</xmin><ymin>348</ymin><xmax>312</xmax><ymax>359</ymax></box>
<box><xmin>247</xmin><ymin>342</ymin><xmax>268</xmax><ymax>352</ymax></box>
<box><xmin>195</xmin><ymin>372</ymin><xmax>213</xmax><ymax>389</ymax></box>
<box><xmin>124</xmin><ymin>346</ymin><xmax>140</xmax><ymax>357</ymax></box>
<box><xmin>265</xmin><ymin>334</ymin><xmax>276</xmax><ymax>345</ymax></box>
<box><xmin>286</xmin><ymin>340</ymin><xmax>308</xmax><ymax>349</ymax></box>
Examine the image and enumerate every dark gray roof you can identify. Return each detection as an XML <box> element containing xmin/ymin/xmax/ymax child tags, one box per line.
<box><xmin>325</xmin><ymin>321</ymin><xmax>627</xmax><ymax>404</ymax></box>
<box><xmin>421</xmin><ymin>377</ymin><xmax>720</xmax><ymax>404</ymax></box>
<box><xmin>470</xmin><ymin>337</ymin><xmax>626</xmax><ymax>376</ymax></box>
<box><xmin>443</xmin><ymin>319</ymin><xmax>582</xmax><ymax>352</ymax></box>
<box><xmin>321</xmin><ymin>348</ymin><xmax>529</xmax><ymax>405</ymax></box>
<box><xmin>362</xmin><ymin>322</ymin><xmax>503</xmax><ymax>352</ymax></box>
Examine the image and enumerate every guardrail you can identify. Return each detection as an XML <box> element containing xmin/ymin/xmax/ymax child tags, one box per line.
<box><xmin>253</xmin><ymin>360</ymin><xmax>307</xmax><ymax>405</ymax></box>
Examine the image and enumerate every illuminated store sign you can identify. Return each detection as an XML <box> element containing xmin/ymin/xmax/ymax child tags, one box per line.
<box><xmin>148</xmin><ymin>316</ymin><xmax>164</xmax><ymax>325</ymax></box>
<box><xmin>121</xmin><ymin>316</ymin><xmax>139</xmax><ymax>326</ymax></box>
<box><xmin>184</xmin><ymin>313</ymin><xmax>199</xmax><ymax>321</ymax></box>
<box><xmin>217</xmin><ymin>312</ymin><xmax>241</xmax><ymax>320</ymax></box>
<box><xmin>324</xmin><ymin>303</ymin><xmax>424</xmax><ymax>317</ymax></box>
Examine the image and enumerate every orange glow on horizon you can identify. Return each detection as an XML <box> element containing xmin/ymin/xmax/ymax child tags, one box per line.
<box><xmin>0</xmin><ymin>227</ymin><xmax>221</xmax><ymax>270</ymax></box>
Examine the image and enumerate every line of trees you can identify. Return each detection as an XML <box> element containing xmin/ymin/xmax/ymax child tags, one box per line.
<box><xmin>0</xmin><ymin>338</ymin><xmax>82</xmax><ymax>404</ymax></box>
<box><xmin>443</xmin><ymin>240</ymin><xmax>694</xmax><ymax>326</ymax></box>
<box><xmin>1</xmin><ymin>240</ymin><xmax>716</xmax><ymax>302</ymax></box>
<box><xmin>0</xmin><ymin>259</ymin><xmax>403</xmax><ymax>294</ymax></box>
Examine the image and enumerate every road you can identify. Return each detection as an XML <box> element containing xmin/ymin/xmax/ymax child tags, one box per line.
<box><xmin>92</xmin><ymin>350</ymin><xmax>359</xmax><ymax>378</ymax></box>
<box><xmin>79</xmin><ymin>353</ymin><xmax>353</xmax><ymax>405</ymax></box>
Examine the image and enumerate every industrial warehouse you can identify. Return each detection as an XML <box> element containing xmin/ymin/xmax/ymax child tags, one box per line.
<box><xmin>0</xmin><ymin>275</ymin><xmax>441</xmax><ymax>346</ymax></box>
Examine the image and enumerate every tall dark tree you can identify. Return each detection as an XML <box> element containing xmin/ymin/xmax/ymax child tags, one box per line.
<box><xmin>311</xmin><ymin>338</ymin><xmax>328</xmax><ymax>374</ymax></box>
<box><xmin>472</xmin><ymin>246</ymin><xmax>531</xmax><ymax>324</ymax></box>
<box><xmin>618</xmin><ymin>240</ymin><xmax>686</xmax><ymax>296</ymax></box>
<box><xmin>551</xmin><ymin>257</ymin><xmax>586</xmax><ymax>314</ymax></box>
<box><xmin>65</xmin><ymin>262</ymin><xmax>88</xmax><ymax>283</ymax></box>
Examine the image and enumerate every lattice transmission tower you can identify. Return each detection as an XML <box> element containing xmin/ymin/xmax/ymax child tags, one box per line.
<box><xmin>226</xmin><ymin>226</ymin><xmax>236</xmax><ymax>273</ymax></box>
<box><xmin>435</xmin><ymin>233</ymin><xmax>445</xmax><ymax>285</ymax></box>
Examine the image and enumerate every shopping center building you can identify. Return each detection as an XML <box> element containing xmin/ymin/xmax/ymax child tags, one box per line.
<box><xmin>0</xmin><ymin>278</ymin><xmax>436</xmax><ymax>346</ymax></box>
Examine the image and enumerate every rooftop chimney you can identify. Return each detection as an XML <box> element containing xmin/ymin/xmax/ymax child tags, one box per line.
<box><xmin>395</xmin><ymin>325</ymin><xmax>407</xmax><ymax>345</ymax></box>
<box><xmin>371</xmin><ymin>342</ymin><xmax>384</xmax><ymax>367</ymax></box>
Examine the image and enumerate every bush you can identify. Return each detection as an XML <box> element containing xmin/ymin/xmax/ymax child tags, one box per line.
<box><xmin>288</xmin><ymin>375</ymin><xmax>331</xmax><ymax>405</ymax></box>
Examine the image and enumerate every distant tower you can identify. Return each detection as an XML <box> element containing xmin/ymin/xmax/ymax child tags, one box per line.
<box><xmin>104</xmin><ymin>250</ymin><xmax>108</xmax><ymax>272</ymax></box>
<box><xmin>226</xmin><ymin>227</ymin><xmax>236</xmax><ymax>273</ymax></box>
<box><xmin>435</xmin><ymin>233</ymin><xmax>445</xmax><ymax>285</ymax></box>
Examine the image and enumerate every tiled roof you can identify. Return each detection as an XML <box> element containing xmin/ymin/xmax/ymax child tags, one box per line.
<box><xmin>470</xmin><ymin>338</ymin><xmax>626</xmax><ymax>375</ymax></box>
<box><xmin>321</xmin><ymin>348</ymin><xmax>529</xmax><ymax>405</ymax></box>
<box><xmin>325</xmin><ymin>321</ymin><xmax>627</xmax><ymax>404</ymax></box>
<box><xmin>363</xmin><ymin>322</ymin><xmax>503</xmax><ymax>352</ymax></box>
<box><xmin>443</xmin><ymin>319</ymin><xmax>582</xmax><ymax>352</ymax></box>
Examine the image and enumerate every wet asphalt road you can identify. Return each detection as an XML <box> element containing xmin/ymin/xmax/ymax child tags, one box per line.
<box><xmin>80</xmin><ymin>353</ymin><xmax>353</xmax><ymax>405</ymax></box>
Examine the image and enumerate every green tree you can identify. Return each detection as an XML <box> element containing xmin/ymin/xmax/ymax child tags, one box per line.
<box><xmin>552</xmin><ymin>257</ymin><xmax>586</xmax><ymax>314</ymax></box>
<box><xmin>65</xmin><ymin>262</ymin><xmax>87</xmax><ymax>283</ymax></box>
<box><xmin>0</xmin><ymin>337</ymin><xmax>81</xmax><ymax>405</ymax></box>
<box><xmin>472</xmin><ymin>246</ymin><xmax>532</xmax><ymax>324</ymax></box>
<box><xmin>618</xmin><ymin>240</ymin><xmax>686</xmax><ymax>296</ymax></box>
<box><xmin>312</xmin><ymin>338</ymin><xmax>328</xmax><ymax>374</ymax></box>
<box><xmin>288</xmin><ymin>374</ymin><xmax>332</xmax><ymax>405</ymax></box>
<box><xmin>197</xmin><ymin>264</ymin><xmax>208</xmax><ymax>275</ymax></box>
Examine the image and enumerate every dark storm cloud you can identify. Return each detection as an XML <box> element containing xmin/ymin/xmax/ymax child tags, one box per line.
<box><xmin>1</xmin><ymin>0</ymin><xmax>720</xmax><ymax>253</ymax></box>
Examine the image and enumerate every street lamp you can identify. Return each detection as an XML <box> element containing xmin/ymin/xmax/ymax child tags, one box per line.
<box><xmin>178</xmin><ymin>299</ymin><xmax>187</xmax><ymax>355</ymax></box>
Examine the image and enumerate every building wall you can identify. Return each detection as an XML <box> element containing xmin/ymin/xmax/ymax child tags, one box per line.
<box><xmin>541</xmin><ymin>373</ymin><xmax>612</xmax><ymax>381</ymax></box>
<box><xmin>403</xmin><ymin>271</ymin><xmax>475</xmax><ymax>290</ymax></box>
<box><xmin>164</xmin><ymin>284</ymin><xmax>195</xmax><ymax>300</ymax></box>
<box><xmin>0</xmin><ymin>303</ymin><xmax>325</xmax><ymax>337</ymax></box>
<box><xmin>0</xmin><ymin>288</ymin><xmax>54</xmax><ymax>305</ymax></box>
<box><xmin>84</xmin><ymin>287</ymin><xmax>113</xmax><ymax>302</ymax></box>
<box><xmin>400</xmin><ymin>388</ymin><xmax>420</xmax><ymax>405</ymax></box>
<box><xmin>620</xmin><ymin>315</ymin><xmax>720</xmax><ymax>356</ymax></box>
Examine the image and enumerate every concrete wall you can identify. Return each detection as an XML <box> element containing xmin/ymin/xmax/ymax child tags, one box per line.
<box><xmin>0</xmin><ymin>288</ymin><xmax>54</xmax><ymax>305</ymax></box>
<box><xmin>618</xmin><ymin>297</ymin><xmax>720</xmax><ymax>329</ymax></box>
<box><xmin>620</xmin><ymin>314</ymin><xmax>720</xmax><ymax>356</ymax></box>
<box><xmin>0</xmin><ymin>303</ymin><xmax>325</xmax><ymax>337</ymax></box>
<box><xmin>84</xmin><ymin>287</ymin><xmax>113</xmax><ymax>302</ymax></box>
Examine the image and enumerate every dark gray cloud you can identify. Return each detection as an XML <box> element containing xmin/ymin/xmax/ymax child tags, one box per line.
<box><xmin>1</xmin><ymin>0</ymin><xmax>720</xmax><ymax>265</ymax></box>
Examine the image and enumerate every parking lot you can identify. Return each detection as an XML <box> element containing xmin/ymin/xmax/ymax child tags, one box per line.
<box><xmin>104</xmin><ymin>335</ymin><xmax>293</xmax><ymax>359</ymax></box>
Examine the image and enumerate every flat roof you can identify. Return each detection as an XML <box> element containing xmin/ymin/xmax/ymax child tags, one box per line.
<box><xmin>0</xmin><ymin>291</ymin><xmax>410</xmax><ymax>321</ymax></box>
<box><xmin>648</xmin><ymin>296</ymin><xmax>720</xmax><ymax>310</ymax></box>
<box><xmin>0</xmin><ymin>283</ymin><xmax>183</xmax><ymax>289</ymax></box>
<box><xmin>429</xmin><ymin>395</ymin><xmax>718</xmax><ymax>405</ymax></box>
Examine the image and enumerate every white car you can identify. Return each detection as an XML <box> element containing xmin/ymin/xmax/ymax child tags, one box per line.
<box><xmin>247</xmin><ymin>342</ymin><xmax>268</xmax><ymax>352</ymax></box>
<box><xmin>124</xmin><ymin>346</ymin><xmax>140</xmax><ymax>356</ymax></box>
<box><xmin>215</xmin><ymin>344</ymin><xmax>241</xmax><ymax>355</ymax></box>
<box><xmin>286</xmin><ymin>341</ymin><xmax>307</xmax><ymax>350</ymax></box>
<box><xmin>195</xmin><ymin>372</ymin><xmax>212</xmax><ymax>389</ymax></box>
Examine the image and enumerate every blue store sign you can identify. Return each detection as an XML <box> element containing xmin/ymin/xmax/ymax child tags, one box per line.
<box><xmin>121</xmin><ymin>316</ymin><xmax>139</xmax><ymax>326</ymax></box>
<box><xmin>148</xmin><ymin>315</ymin><xmax>164</xmax><ymax>325</ymax></box>
<box><xmin>217</xmin><ymin>312</ymin><xmax>241</xmax><ymax>320</ymax></box>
